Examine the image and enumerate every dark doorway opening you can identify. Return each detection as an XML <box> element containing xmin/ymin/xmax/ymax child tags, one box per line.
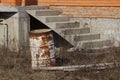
<box><xmin>0</xmin><ymin>12</ymin><xmax>16</xmax><ymax>19</ymax></box>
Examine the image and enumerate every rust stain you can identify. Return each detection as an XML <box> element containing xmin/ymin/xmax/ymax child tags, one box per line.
<box><xmin>30</xmin><ymin>29</ymin><xmax>55</xmax><ymax>68</ymax></box>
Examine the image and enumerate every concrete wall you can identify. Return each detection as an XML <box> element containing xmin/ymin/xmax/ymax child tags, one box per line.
<box><xmin>18</xmin><ymin>9</ymin><xmax>30</xmax><ymax>49</ymax></box>
<box><xmin>3</xmin><ymin>13</ymin><xmax>20</xmax><ymax>51</ymax></box>
<box><xmin>0</xmin><ymin>23</ymin><xmax>6</xmax><ymax>46</ymax></box>
<box><xmin>0</xmin><ymin>8</ymin><xmax>30</xmax><ymax>51</ymax></box>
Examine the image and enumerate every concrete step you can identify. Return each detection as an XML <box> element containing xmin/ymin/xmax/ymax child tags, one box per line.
<box><xmin>61</xmin><ymin>27</ymin><xmax>90</xmax><ymax>35</ymax></box>
<box><xmin>77</xmin><ymin>39</ymin><xmax>112</xmax><ymax>49</ymax></box>
<box><xmin>56</xmin><ymin>21</ymin><xmax>80</xmax><ymax>29</ymax></box>
<box><xmin>26</xmin><ymin>9</ymin><xmax>113</xmax><ymax>50</ymax></box>
<box><xmin>24</xmin><ymin>5</ymin><xmax>49</xmax><ymax>10</ymax></box>
<box><xmin>46</xmin><ymin>21</ymin><xmax>80</xmax><ymax>29</ymax></box>
<box><xmin>46</xmin><ymin>16</ymin><xmax>70</xmax><ymax>22</ymax></box>
<box><xmin>36</xmin><ymin>10</ymin><xmax>61</xmax><ymax>16</ymax></box>
<box><xmin>63</xmin><ymin>33</ymin><xmax>100</xmax><ymax>46</ymax></box>
<box><xmin>74</xmin><ymin>33</ymin><xmax>100</xmax><ymax>41</ymax></box>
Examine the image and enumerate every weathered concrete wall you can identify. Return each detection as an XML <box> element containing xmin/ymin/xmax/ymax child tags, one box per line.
<box><xmin>18</xmin><ymin>9</ymin><xmax>30</xmax><ymax>49</ymax></box>
<box><xmin>3</xmin><ymin>13</ymin><xmax>19</xmax><ymax>51</ymax></box>
<box><xmin>0</xmin><ymin>6</ymin><xmax>30</xmax><ymax>51</ymax></box>
<box><xmin>3</xmin><ymin>13</ymin><xmax>30</xmax><ymax>51</ymax></box>
<box><xmin>0</xmin><ymin>23</ymin><xmax>5</xmax><ymax>46</ymax></box>
<box><xmin>71</xmin><ymin>18</ymin><xmax>120</xmax><ymax>47</ymax></box>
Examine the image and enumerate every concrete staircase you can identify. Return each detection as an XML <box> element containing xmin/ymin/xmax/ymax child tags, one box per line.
<box><xmin>26</xmin><ymin>6</ymin><xmax>113</xmax><ymax>50</ymax></box>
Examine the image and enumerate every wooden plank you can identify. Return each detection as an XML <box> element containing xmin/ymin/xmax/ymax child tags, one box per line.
<box><xmin>51</xmin><ymin>7</ymin><xmax>120</xmax><ymax>18</ymax></box>
<box><xmin>38</xmin><ymin>0</ymin><xmax>120</xmax><ymax>7</ymax></box>
<box><xmin>1</xmin><ymin>0</ymin><xmax>120</xmax><ymax>6</ymax></box>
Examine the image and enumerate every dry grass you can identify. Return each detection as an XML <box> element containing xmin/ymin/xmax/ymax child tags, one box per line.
<box><xmin>56</xmin><ymin>47</ymin><xmax>120</xmax><ymax>65</ymax></box>
<box><xmin>0</xmin><ymin>46</ymin><xmax>120</xmax><ymax>80</ymax></box>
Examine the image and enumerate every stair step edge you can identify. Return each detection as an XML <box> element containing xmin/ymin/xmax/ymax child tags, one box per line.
<box><xmin>77</xmin><ymin>39</ymin><xmax>113</xmax><ymax>49</ymax></box>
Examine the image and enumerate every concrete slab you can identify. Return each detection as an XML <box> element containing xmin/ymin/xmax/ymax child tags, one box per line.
<box><xmin>0</xmin><ymin>6</ymin><xmax>18</xmax><ymax>12</ymax></box>
<box><xmin>78</xmin><ymin>39</ymin><xmax>112</xmax><ymax>49</ymax></box>
<box><xmin>46</xmin><ymin>16</ymin><xmax>70</xmax><ymax>22</ymax></box>
<box><xmin>74</xmin><ymin>33</ymin><xmax>100</xmax><ymax>41</ymax></box>
<box><xmin>36</xmin><ymin>9</ymin><xmax>61</xmax><ymax>16</ymax></box>
<box><xmin>0</xmin><ymin>5</ymin><xmax>49</xmax><ymax>12</ymax></box>
<box><xmin>56</xmin><ymin>21</ymin><xmax>80</xmax><ymax>29</ymax></box>
<box><xmin>23</xmin><ymin>5</ymin><xmax>49</xmax><ymax>10</ymax></box>
<box><xmin>61</xmin><ymin>27</ymin><xmax>90</xmax><ymax>35</ymax></box>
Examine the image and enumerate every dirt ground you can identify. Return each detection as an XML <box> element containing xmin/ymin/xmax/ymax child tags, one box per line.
<box><xmin>0</xmin><ymin>47</ymin><xmax>120</xmax><ymax>80</ymax></box>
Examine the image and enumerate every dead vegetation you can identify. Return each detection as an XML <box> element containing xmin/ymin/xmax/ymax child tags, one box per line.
<box><xmin>56</xmin><ymin>47</ymin><xmax>120</xmax><ymax>66</ymax></box>
<box><xmin>0</xmin><ymin>46</ymin><xmax>120</xmax><ymax>80</ymax></box>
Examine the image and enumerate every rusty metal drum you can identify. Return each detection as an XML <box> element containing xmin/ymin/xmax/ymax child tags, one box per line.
<box><xmin>30</xmin><ymin>29</ymin><xmax>56</xmax><ymax>69</ymax></box>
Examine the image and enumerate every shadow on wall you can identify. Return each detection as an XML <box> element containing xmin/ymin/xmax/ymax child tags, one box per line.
<box><xmin>53</xmin><ymin>32</ymin><xmax>73</xmax><ymax>48</ymax></box>
<box><xmin>25</xmin><ymin>0</ymin><xmax>38</xmax><ymax>5</ymax></box>
<box><xmin>30</xmin><ymin>15</ymin><xmax>73</xmax><ymax>48</ymax></box>
<box><xmin>0</xmin><ymin>12</ymin><xmax>16</xmax><ymax>19</ymax></box>
<box><xmin>30</xmin><ymin>15</ymin><xmax>49</xmax><ymax>30</ymax></box>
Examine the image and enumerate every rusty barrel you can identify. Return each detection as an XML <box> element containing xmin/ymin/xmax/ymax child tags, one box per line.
<box><xmin>30</xmin><ymin>29</ymin><xmax>56</xmax><ymax>69</ymax></box>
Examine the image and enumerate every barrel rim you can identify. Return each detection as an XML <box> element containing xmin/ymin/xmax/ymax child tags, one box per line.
<box><xmin>30</xmin><ymin>29</ymin><xmax>52</xmax><ymax>34</ymax></box>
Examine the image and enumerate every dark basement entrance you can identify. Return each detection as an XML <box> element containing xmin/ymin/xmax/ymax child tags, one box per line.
<box><xmin>30</xmin><ymin>15</ymin><xmax>72</xmax><ymax>48</ymax></box>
